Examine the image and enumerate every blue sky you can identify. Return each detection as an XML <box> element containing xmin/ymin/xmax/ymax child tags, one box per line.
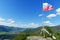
<box><xmin>0</xmin><ymin>0</ymin><xmax>60</xmax><ymax>28</ymax></box>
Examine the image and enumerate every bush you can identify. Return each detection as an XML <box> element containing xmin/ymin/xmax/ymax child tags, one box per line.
<box><xmin>13</xmin><ymin>32</ymin><xmax>27</xmax><ymax>40</ymax></box>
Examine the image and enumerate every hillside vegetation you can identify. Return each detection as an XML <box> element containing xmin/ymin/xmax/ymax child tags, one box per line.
<box><xmin>13</xmin><ymin>26</ymin><xmax>60</xmax><ymax>40</ymax></box>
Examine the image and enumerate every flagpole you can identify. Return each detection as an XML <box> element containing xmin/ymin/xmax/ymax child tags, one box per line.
<box><xmin>41</xmin><ymin>2</ymin><xmax>54</xmax><ymax>37</ymax></box>
<box><xmin>42</xmin><ymin>9</ymin><xmax>44</xmax><ymax>28</ymax></box>
<box><xmin>41</xmin><ymin>5</ymin><xmax>45</xmax><ymax>36</ymax></box>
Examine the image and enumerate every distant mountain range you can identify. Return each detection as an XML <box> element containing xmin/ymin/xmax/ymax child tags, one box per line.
<box><xmin>0</xmin><ymin>25</ymin><xmax>26</xmax><ymax>32</ymax></box>
<box><xmin>0</xmin><ymin>25</ymin><xmax>60</xmax><ymax>40</ymax></box>
<box><xmin>0</xmin><ymin>25</ymin><xmax>60</xmax><ymax>34</ymax></box>
<box><xmin>23</xmin><ymin>25</ymin><xmax>60</xmax><ymax>35</ymax></box>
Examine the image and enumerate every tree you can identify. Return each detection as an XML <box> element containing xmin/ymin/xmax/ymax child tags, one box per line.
<box><xmin>13</xmin><ymin>32</ymin><xmax>27</xmax><ymax>40</ymax></box>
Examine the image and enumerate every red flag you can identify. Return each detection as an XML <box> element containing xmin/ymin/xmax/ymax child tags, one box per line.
<box><xmin>43</xmin><ymin>7</ymin><xmax>49</xmax><ymax>11</ymax></box>
<box><xmin>43</xmin><ymin>3</ymin><xmax>53</xmax><ymax>11</ymax></box>
<box><xmin>48</xmin><ymin>5</ymin><xmax>53</xmax><ymax>10</ymax></box>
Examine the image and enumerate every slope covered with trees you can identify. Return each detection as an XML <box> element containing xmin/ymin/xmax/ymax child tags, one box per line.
<box><xmin>13</xmin><ymin>26</ymin><xmax>60</xmax><ymax>40</ymax></box>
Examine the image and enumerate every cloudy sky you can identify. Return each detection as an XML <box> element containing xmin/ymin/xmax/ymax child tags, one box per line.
<box><xmin>0</xmin><ymin>0</ymin><xmax>60</xmax><ymax>28</ymax></box>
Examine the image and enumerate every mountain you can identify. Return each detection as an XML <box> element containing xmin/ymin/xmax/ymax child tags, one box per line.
<box><xmin>0</xmin><ymin>25</ymin><xmax>60</xmax><ymax>40</ymax></box>
<box><xmin>0</xmin><ymin>25</ymin><xmax>26</xmax><ymax>32</ymax></box>
<box><xmin>1</xmin><ymin>25</ymin><xmax>60</xmax><ymax>33</ymax></box>
<box><xmin>53</xmin><ymin>25</ymin><xmax>60</xmax><ymax>32</ymax></box>
<box><xmin>22</xmin><ymin>25</ymin><xmax>60</xmax><ymax>36</ymax></box>
<box><xmin>13</xmin><ymin>25</ymin><xmax>60</xmax><ymax>40</ymax></box>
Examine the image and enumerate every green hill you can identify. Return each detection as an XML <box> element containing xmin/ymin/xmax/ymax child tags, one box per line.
<box><xmin>13</xmin><ymin>26</ymin><xmax>60</xmax><ymax>40</ymax></box>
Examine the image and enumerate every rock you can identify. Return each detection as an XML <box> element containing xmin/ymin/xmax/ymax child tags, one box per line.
<box><xmin>27</xmin><ymin>36</ymin><xmax>53</xmax><ymax>40</ymax></box>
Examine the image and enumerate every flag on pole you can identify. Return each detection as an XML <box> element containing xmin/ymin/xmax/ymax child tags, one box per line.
<box><xmin>43</xmin><ymin>3</ymin><xmax>53</xmax><ymax>11</ymax></box>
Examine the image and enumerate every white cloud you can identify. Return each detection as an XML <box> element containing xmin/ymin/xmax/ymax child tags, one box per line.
<box><xmin>47</xmin><ymin>8</ymin><xmax>60</xmax><ymax>19</ymax></box>
<box><xmin>39</xmin><ymin>14</ymin><xmax>42</xmax><ymax>16</ymax></box>
<box><xmin>16</xmin><ymin>23</ymin><xmax>40</xmax><ymax>28</ymax></box>
<box><xmin>56</xmin><ymin>8</ymin><xmax>60</xmax><ymax>15</ymax></box>
<box><xmin>47</xmin><ymin>14</ymin><xmax>56</xmax><ymax>18</ymax></box>
<box><xmin>26</xmin><ymin>23</ymin><xmax>40</xmax><ymax>28</ymax></box>
<box><xmin>43</xmin><ymin>21</ymin><xmax>53</xmax><ymax>26</ymax></box>
<box><xmin>7</xmin><ymin>19</ymin><xmax>15</xmax><ymax>24</ymax></box>
<box><xmin>0</xmin><ymin>17</ymin><xmax>5</xmax><ymax>22</ymax></box>
<box><xmin>0</xmin><ymin>17</ymin><xmax>40</xmax><ymax>28</ymax></box>
<box><xmin>0</xmin><ymin>18</ymin><xmax>15</xmax><ymax>26</ymax></box>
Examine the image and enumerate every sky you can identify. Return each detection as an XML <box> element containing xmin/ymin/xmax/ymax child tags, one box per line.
<box><xmin>0</xmin><ymin>0</ymin><xmax>60</xmax><ymax>28</ymax></box>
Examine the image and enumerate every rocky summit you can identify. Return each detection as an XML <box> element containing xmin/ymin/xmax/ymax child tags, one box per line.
<box><xmin>27</xmin><ymin>36</ymin><xmax>53</xmax><ymax>40</ymax></box>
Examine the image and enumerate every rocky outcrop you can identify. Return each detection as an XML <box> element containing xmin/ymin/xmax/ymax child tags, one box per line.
<box><xmin>27</xmin><ymin>36</ymin><xmax>53</xmax><ymax>40</ymax></box>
